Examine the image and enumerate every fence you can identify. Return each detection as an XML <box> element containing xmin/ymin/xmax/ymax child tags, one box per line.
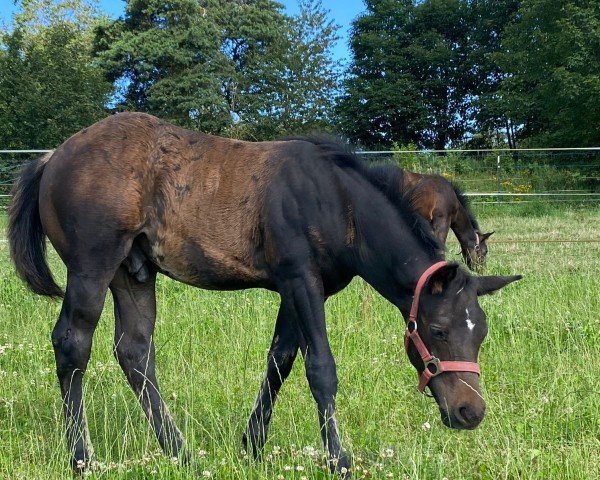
<box><xmin>356</xmin><ymin>147</ymin><xmax>600</xmax><ymax>205</ymax></box>
<box><xmin>1</xmin><ymin>148</ymin><xmax>600</xmax><ymax>207</ymax></box>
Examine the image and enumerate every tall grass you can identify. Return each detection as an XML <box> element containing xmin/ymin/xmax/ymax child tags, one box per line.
<box><xmin>0</xmin><ymin>207</ymin><xmax>598</xmax><ymax>479</ymax></box>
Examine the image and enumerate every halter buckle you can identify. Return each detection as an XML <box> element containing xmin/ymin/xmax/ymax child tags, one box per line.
<box><xmin>424</xmin><ymin>357</ymin><xmax>441</xmax><ymax>376</ymax></box>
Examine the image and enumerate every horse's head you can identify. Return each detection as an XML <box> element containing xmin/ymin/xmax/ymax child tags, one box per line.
<box><xmin>405</xmin><ymin>263</ymin><xmax>520</xmax><ymax>429</ymax></box>
<box><xmin>463</xmin><ymin>231</ymin><xmax>494</xmax><ymax>271</ymax></box>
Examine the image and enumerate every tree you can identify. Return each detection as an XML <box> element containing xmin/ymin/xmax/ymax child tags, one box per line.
<box><xmin>496</xmin><ymin>0</ymin><xmax>600</xmax><ymax>147</ymax></box>
<box><xmin>95</xmin><ymin>0</ymin><xmax>340</xmax><ymax>139</ymax></box>
<box><xmin>0</xmin><ymin>0</ymin><xmax>111</xmax><ymax>148</ymax></box>
<box><xmin>243</xmin><ymin>0</ymin><xmax>341</xmax><ymax>139</ymax></box>
<box><xmin>337</xmin><ymin>0</ymin><xmax>421</xmax><ymax>149</ymax></box>
<box><xmin>463</xmin><ymin>0</ymin><xmax>520</xmax><ymax>148</ymax></box>
<box><xmin>338</xmin><ymin>0</ymin><xmax>479</xmax><ymax>149</ymax></box>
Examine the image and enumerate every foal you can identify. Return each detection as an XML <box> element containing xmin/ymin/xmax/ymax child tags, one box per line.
<box><xmin>9</xmin><ymin>113</ymin><xmax>519</xmax><ymax>474</ymax></box>
<box><xmin>372</xmin><ymin>165</ymin><xmax>493</xmax><ymax>270</ymax></box>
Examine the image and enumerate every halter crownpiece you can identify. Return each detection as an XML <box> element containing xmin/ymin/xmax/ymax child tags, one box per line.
<box><xmin>404</xmin><ymin>261</ymin><xmax>481</xmax><ymax>393</ymax></box>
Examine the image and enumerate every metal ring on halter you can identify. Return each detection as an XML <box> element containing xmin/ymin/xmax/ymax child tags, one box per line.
<box><xmin>424</xmin><ymin>357</ymin><xmax>441</xmax><ymax>376</ymax></box>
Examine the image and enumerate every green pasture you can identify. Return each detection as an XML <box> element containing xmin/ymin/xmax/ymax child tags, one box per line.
<box><xmin>0</xmin><ymin>205</ymin><xmax>598</xmax><ymax>479</ymax></box>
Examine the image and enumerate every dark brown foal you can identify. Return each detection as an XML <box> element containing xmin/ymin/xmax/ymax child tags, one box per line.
<box><xmin>401</xmin><ymin>171</ymin><xmax>494</xmax><ymax>270</ymax></box>
<box><xmin>9</xmin><ymin>114</ymin><xmax>519</xmax><ymax>476</ymax></box>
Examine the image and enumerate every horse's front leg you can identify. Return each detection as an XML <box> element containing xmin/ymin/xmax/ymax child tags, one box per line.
<box><xmin>244</xmin><ymin>303</ymin><xmax>302</xmax><ymax>457</ymax></box>
<box><xmin>280</xmin><ymin>272</ymin><xmax>351</xmax><ymax>475</ymax></box>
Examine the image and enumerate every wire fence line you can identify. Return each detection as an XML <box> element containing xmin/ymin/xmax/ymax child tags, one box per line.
<box><xmin>1</xmin><ymin>148</ymin><xmax>600</xmax><ymax>251</ymax></box>
<box><xmin>355</xmin><ymin>148</ymin><xmax>600</xmax><ymax>205</ymax></box>
<box><xmin>1</xmin><ymin>147</ymin><xmax>600</xmax><ymax>205</ymax></box>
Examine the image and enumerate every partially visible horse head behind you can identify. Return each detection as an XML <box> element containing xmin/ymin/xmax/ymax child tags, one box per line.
<box><xmin>465</xmin><ymin>230</ymin><xmax>494</xmax><ymax>271</ymax></box>
<box><xmin>370</xmin><ymin>166</ymin><xmax>495</xmax><ymax>272</ymax></box>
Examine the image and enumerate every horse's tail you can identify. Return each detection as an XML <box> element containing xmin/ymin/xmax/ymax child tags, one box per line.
<box><xmin>8</xmin><ymin>152</ymin><xmax>63</xmax><ymax>298</ymax></box>
<box><xmin>450</xmin><ymin>181</ymin><xmax>479</xmax><ymax>230</ymax></box>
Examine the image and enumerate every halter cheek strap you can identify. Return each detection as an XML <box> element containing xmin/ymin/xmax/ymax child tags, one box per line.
<box><xmin>404</xmin><ymin>261</ymin><xmax>481</xmax><ymax>393</ymax></box>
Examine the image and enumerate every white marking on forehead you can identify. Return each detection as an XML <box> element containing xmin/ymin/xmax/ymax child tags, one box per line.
<box><xmin>456</xmin><ymin>285</ymin><xmax>465</xmax><ymax>295</ymax></box>
<box><xmin>465</xmin><ymin>308</ymin><xmax>475</xmax><ymax>331</ymax></box>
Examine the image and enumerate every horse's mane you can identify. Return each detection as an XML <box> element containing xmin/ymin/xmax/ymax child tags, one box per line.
<box><xmin>286</xmin><ymin>136</ymin><xmax>442</xmax><ymax>257</ymax></box>
<box><xmin>450</xmin><ymin>182</ymin><xmax>479</xmax><ymax>230</ymax></box>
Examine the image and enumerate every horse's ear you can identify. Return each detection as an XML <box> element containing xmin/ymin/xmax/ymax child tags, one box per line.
<box><xmin>476</xmin><ymin>275</ymin><xmax>522</xmax><ymax>296</ymax></box>
<box><xmin>429</xmin><ymin>264</ymin><xmax>460</xmax><ymax>294</ymax></box>
<box><xmin>480</xmin><ymin>231</ymin><xmax>495</xmax><ymax>241</ymax></box>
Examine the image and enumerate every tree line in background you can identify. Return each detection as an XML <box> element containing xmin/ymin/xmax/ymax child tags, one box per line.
<box><xmin>1</xmin><ymin>0</ymin><xmax>599</xmax><ymax>150</ymax></box>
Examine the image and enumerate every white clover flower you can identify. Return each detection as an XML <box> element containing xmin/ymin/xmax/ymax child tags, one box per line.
<box><xmin>422</xmin><ymin>421</ymin><xmax>431</xmax><ymax>431</ymax></box>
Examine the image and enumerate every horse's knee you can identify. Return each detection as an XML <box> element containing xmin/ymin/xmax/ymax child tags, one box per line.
<box><xmin>305</xmin><ymin>358</ymin><xmax>338</xmax><ymax>400</ymax></box>
<box><xmin>114</xmin><ymin>336</ymin><xmax>153</xmax><ymax>377</ymax></box>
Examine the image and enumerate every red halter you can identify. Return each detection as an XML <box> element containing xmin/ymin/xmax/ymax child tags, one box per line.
<box><xmin>404</xmin><ymin>261</ymin><xmax>481</xmax><ymax>393</ymax></box>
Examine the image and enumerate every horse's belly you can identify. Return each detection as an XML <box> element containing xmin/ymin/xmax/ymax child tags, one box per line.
<box><xmin>148</xmin><ymin>237</ymin><xmax>271</xmax><ymax>290</ymax></box>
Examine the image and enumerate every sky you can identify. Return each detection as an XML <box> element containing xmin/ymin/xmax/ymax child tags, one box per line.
<box><xmin>0</xmin><ymin>0</ymin><xmax>366</xmax><ymax>63</ymax></box>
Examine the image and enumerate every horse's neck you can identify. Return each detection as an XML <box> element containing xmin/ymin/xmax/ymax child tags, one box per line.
<box><xmin>349</xmin><ymin>189</ymin><xmax>439</xmax><ymax>316</ymax></box>
<box><xmin>452</xmin><ymin>203</ymin><xmax>478</xmax><ymax>249</ymax></box>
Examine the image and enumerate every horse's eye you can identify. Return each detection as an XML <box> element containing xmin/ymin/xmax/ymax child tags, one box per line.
<box><xmin>429</xmin><ymin>326</ymin><xmax>448</xmax><ymax>341</ymax></box>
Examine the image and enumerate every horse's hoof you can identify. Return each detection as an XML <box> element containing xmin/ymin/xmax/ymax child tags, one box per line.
<box><xmin>70</xmin><ymin>458</ymin><xmax>90</xmax><ymax>476</ymax></box>
<box><xmin>329</xmin><ymin>452</ymin><xmax>352</xmax><ymax>478</ymax></box>
<box><xmin>241</xmin><ymin>432</ymin><xmax>262</xmax><ymax>461</ymax></box>
<box><xmin>241</xmin><ymin>432</ymin><xmax>249</xmax><ymax>453</ymax></box>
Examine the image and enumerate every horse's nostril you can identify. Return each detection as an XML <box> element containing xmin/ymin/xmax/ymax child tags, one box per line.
<box><xmin>456</xmin><ymin>404</ymin><xmax>484</xmax><ymax>428</ymax></box>
<box><xmin>459</xmin><ymin>406</ymin><xmax>474</xmax><ymax>423</ymax></box>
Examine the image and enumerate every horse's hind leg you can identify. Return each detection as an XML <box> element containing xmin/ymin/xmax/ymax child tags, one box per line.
<box><xmin>52</xmin><ymin>272</ymin><xmax>113</xmax><ymax>471</ymax></box>
<box><xmin>109</xmin><ymin>266</ymin><xmax>187</xmax><ymax>461</ymax></box>
<box><xmin>244</xmin><ymin>304</ymin><xmax>303</xmax><ymax>458</ymax></box>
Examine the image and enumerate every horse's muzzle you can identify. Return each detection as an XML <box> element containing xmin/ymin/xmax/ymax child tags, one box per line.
<box><xmin>440</xmin><ymin>402</ymin><xmax>486</xmax><ymax>430</ymax></box>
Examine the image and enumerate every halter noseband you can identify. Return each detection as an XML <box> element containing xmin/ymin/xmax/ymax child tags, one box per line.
<box><xmin>404</xmin><ymin>261</ymin><xmax>481</xmax><ymax>393</ymax></box>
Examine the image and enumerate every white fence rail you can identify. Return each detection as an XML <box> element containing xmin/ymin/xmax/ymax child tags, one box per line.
<box><xmin>1</xmin><ymin>148</ymin><xmax>600</xmax><ymax>205</ymax></box>
<box><xmin>355</xmin><ymin>148</ymin><xmax>600</xmax><ymax>204</ymax></box>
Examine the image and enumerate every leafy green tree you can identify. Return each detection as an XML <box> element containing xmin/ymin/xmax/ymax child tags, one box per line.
<box><xmin>0</xmin><ymin>0</ymin><xmax>111</xmax><ymax>148</ymax></box>
<box><xmin>465</xmin><ymin>0</ymin><xmax>520</xmax><ymax>148</ymax></box>
<box><xmin>338</xmin><ymin>0</ymin><xmax>478</xmax><ymax>149</ymax></box>
<box><xmin>496</xmin><ymin>0</ymin><xmax>600</xmax><ymax>147</ymax></box>
<box><xmin>241</xmin><ymin>0</ymin><xmax>341</xmax><ymax>139</ymax></box>
<box><xmin>408</xmin><ymin>0</ymin><xmax>475</xmax><ymax>149</ymax></box>
<box><xmin>94</xmin><ymin>0</ymin><xmax>235</xmax><ymax>132</ymax></box>
<box><xmin>337</xmin><ymin>0</ymin><xmax>421</xmax><ymax>149</ymax></box>
<box><xmin>95</xmin><ymin>0</ymin><xmax>340</xmax><ymax>139</ymax></box>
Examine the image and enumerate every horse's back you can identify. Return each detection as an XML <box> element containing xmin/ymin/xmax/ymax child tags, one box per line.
<box><xmin>402</xmin><ymin>172</ymin><xmax>458</xmax><ymax>222</ymax></box>
<box><xmin>37</xmin><ymin>113</ymin><xmax>304</xmax><ymax>288</ymax></box>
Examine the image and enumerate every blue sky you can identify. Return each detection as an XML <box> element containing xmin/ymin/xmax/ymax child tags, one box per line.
<box><xmin>0</xmin><ymin>0</ymin><xmax>366</xmax><ymax>62</ymax></box>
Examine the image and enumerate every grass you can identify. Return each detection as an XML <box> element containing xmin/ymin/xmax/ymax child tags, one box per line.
<box><xmin>0</xmin><ymin>205</ymin><xmax>599</xmax><ymax>479</ymax></box>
